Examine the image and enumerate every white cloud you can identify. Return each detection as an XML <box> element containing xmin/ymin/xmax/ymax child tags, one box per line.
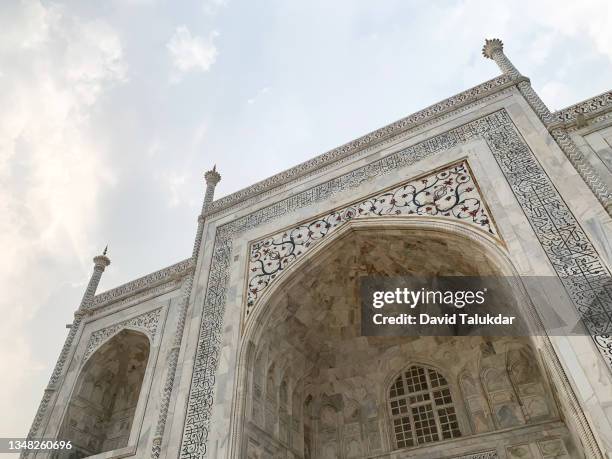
<box><xmin>167</xmin><ymin>26</ymin><xmax>218</xmax><ymax>78</ymax></box>
<box><xmin>0</xmin><ymin>0</ymin><xmax>124</xmax><ymax>437</ymax></box>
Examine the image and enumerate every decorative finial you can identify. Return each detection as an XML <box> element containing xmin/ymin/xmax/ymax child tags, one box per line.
<box><xmin>482</xmin><ymin>38</ymin><xmax>504</xmax><ymax>59</ymax></box>
<box><xmin>204</xmin><ymin>165</ymin><xmax>222</xmax><ymax>186</ymax></box>
<box><xmin>93</xmin><ymin>246</ymin><xmax>111</xmax><ymax>268</ymax></box>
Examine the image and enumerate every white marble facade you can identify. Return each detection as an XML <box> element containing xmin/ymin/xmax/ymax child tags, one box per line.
<box><xmin>25</xmin><ymin>41</ymin><xmax>612</xmax><ymax>459</ymax></box>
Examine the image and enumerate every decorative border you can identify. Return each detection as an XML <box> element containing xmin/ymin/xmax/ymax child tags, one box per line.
<box><xmin>178</xmin><ymin>108</ymin><xmax>612</xmax><ymax>458</ymax></box>
<box><xmin>92</xmin><ymin>278</ymin><xmax>183</xmax><ymax>318</ymax></box>
<box><xmin>91</xmin><ymin>258</ymin><xmax>193</xmax><ymax>309</ymax></box>
<box><xmin>454</xmin><ymin>451</ymin><xmax>497</xmax><ymax>459</ymax></box>
<box><xmin>552</xmin><ymin>90</ymin><xmax>612</xmax><ymax>125</ymax></box>
<box><xmin>207</xmin><ymin>74</ymin><xmax>516</xmax><ymax>216</ymax></box>
<box><xmin>83</xmin><ymin>308</ymin><xmax>162</xmax><ymax>362</ymax></box>
<box><xmin>245</xmin><ymin>160</ymin><xmax>498</xmax><ymax>317</ymax></box>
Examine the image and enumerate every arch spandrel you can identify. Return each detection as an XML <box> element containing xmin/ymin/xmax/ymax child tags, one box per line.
<box><xmin>82</xmin><ymin>308</ymin><xmax>162</xmax><ymax>364</ymax></box>
<box><xmin>245</xmin><ymin>159</ymin><xmax>501</xmax><ymax>322</ymax></box>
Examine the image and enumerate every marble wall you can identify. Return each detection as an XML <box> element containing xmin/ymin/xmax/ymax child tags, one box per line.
<box><xmin>570</xmin><ymin>117</ymin><xmax>612</xmax><ymax>190</ymax></box>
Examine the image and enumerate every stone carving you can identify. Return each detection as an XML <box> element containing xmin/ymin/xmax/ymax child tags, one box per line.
<box><xmin>507</xmin><ymin>444</ymin><xmax>536</xmax><ymax>459</ymax></box>
<box><xmin>207</xmin><ymin>74</ymin><xmax>516</xmax><ymax>216</ymax></box>
<box><xmin>91</xmin><ymin>258</ymin><xmax>193</xmax><ymax>309</ymax></box>
<box><xmin>150</xmin><ymin>168</ymin><xmax>221</xmax><ymax>459</ymax></box>
<box><xmin>550</xmin><ymin>127</ymin><xmax>612</xmax><ymax>211</ymax></box>
<box><xmin>93</xmin><ymin>278</ymin><xmax>183</xmax><ymax>317</ymax></box>
<box><xmin>460</xmin><ymin>371</ymin><xmax>494</xmax><ymax>434</ymax></box>
<box><xmin>553</xmin><ymin>91</ymin><xmax>612</xmax><ymax>125</ymax></box>
<box><xmin>24</xmin><ymin>390</ymin><xmax>52</xmax><ymax>451</ymax></box>
<box><xmin>247</xmin><ymin>161</ymin><xmax>496</xmax><ymax>315</ymax></box>
<box><xmin>179</xmin><ymin>109</ymin><xmax>612</xmax><ymax>458</ymax></box>
<box><xmin>453</xmin><ymin>451</ymin><xmax>498</xmax><ymax>459</ymax></box>
<box><xmin>538</xmin><ymin>438</ymin><xmax>569</xmax><ymax>457</ymax></box>
<box><xmin>482</xmin><ymin>114</ymin><xmax>612</xmax><ymax>343</ymax></box>
<box><xmin>483</xmin><ymin>38</ymin><xmax>612</xmax><ymax>215</ymax></box>
<box><xmin>83</xmin><ymin>308</ymin><xmax>162</xmax><ymax>362</ymax></box>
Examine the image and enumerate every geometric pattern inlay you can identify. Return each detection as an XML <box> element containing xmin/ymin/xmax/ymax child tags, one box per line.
<box><xmin>179</xmin><ymin>108</ymin><xmax>612</xmax><ymax>459</ymax></box>
<box><xmin>552</xmin><ymin>90</ymin><xmax>612</xmax><ymax>124</ymax></box>
<box><xmin>247</xmin><ymin>161</ymin><xmax>497</xmax><ymax>317</ymax></box>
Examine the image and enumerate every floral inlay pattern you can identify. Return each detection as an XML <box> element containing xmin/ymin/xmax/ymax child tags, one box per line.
<box><xmin>247</xmin><ymin>161</ymin><xmax>496</xmax><ymax>316</ymax></box>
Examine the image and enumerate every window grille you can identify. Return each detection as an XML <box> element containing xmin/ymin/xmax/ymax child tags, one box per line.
<box><xmin>389</xmin><ymin>365</ymin><xmax>461</xmax><ymax>449</ymax></box>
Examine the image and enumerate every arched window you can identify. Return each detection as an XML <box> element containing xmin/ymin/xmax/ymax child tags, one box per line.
<box><xmin>388</xmin><ymin>365</ymin><xmax>460</xmax><ymax>449</ymax></box>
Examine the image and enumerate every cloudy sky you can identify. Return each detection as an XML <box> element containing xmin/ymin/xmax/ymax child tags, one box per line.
<box><xmin>1</xmin><ymin>0</ymin><xmax>611</xmax><ymax>441</ymax></box>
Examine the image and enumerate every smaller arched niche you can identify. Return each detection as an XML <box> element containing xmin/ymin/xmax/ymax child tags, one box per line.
<box><xmin>57</xmin><ymin>329</ymin><xmax>150</xmax><ymax>458</ymax></box>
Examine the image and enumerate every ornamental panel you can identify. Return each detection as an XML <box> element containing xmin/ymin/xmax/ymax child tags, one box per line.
<box><xmin>246</xmin><ymin>161</ymin><xmax>497</xmax><ymax>318</ymax></box>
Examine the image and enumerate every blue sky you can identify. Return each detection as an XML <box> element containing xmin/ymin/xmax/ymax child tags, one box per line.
<box><xmin>1</xmin><ymin>0</ymin><xmax>611</xmax><ymax>439</ymax></box>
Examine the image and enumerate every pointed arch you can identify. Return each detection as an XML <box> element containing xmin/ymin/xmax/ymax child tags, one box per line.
<box><xmin>58</xmin><ymin>329</ymin><xmax>150</xmax><ymax>457</ymax></box>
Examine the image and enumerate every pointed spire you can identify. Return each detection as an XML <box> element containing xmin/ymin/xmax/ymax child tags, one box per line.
<box><xmin>102</xmin><ymin>245</ymin><xmax>108</xmax><ymax>256</ymax></box>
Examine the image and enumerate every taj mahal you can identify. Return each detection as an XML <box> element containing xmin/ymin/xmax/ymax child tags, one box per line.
<box><xmin>24</xmin><ymin>39</ymin><xmax>612</xmax><ymax>459</ymax></box>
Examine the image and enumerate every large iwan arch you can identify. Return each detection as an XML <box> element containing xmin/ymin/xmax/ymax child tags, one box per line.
<box><xmin>232</xmin><ymin>219</ymin><xmax>586</xmax><ymax>458</ymax></box>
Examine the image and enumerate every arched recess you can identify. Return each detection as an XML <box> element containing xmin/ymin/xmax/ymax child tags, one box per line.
<box><xmin>232</xmin><ymin>217</ymin><xmax>595</xmax><ymax>458</ymax></box>
<box><xmin>56</xmin><ymin>329</ymin><xmax>150</xmax><ymax>458</ymax></box>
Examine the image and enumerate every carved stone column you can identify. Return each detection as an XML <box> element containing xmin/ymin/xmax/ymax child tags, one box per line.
<box><xmin>80</xmin><ymin>248</ymin><xmax>111</xmax><ymax>310</ymax></box>
<box><xmin>151</xmin><ymin>166</ymin><xmax>221</xmax><ymax>459</ymax></box>
<box><xmin>203</xmin><ymin>166</ymin><xmax>221</xmax><ymax>214</ymax></box>
<box><xmin>482</xmin><ymin>38</ymin><xmax>612</xmax><ymax>215</ymax></box>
